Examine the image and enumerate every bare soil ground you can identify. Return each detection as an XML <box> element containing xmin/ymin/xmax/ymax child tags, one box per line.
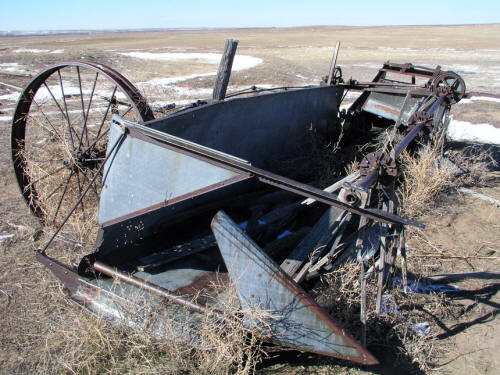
<box><xmin>0</xmin><ymin>25</ymin><xmax>499</xmax><ymax>374</ymax></box>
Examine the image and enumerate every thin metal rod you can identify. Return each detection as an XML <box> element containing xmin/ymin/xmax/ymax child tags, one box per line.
<box><xmin>57</xmin><ymin>69</ymin><xmax>73</xmax><ymax>147</ymax></box>
<box><xmin>52</xmin><ymin>169</ymin><xmax>74</xmax><ymax>223</ymax></box>
<box><xmin>121</xmin><ymin>105</ymin><xmax>133</xmax><ymax>117</ymax></box>
<box><xmin>95</xmin><ymin>86</ymin><xmax>117</xmax><ymax>141</ymax></box>
<box><xmin>76</xmin><ymin>67</ymin><xmax>87</xmax><ymax>144</ymax></box>
<box><xmin>360</xmin><ymin>260</ymin><xmax>367</xmax><ymax>347</ymax></box>
<box><xmin>44</xmin><ymin>178</ymin><xmax>66</xmax><ymax>200</ymax></box>
<box><xmin>43</xmin><ymin>81</ymin><xmax>77</xmax><ymax>147</ymax></box>
<box><xmin>93</xmin><ymin>261</ymin><xmax>211</xmax><ymax>315</ymax></box>
<box><xmin>92</xmin><ymin>261</ymin><xmax>244</xmax><ymax>327</ymax></box>
<box><xmin>79</xmin><ymin>128</ymin><xmax>109</xmax><ymax>158</ymax></box>
<box><xmin>75</xmin><ymin>169</ymin><xmax>85</xmax><ymax>213</ymax></box>
<box><xmin>40</xmin><ymin>132</ymin><xmax>125</xmax><ymax>254</ymax></box>
<box><xmin>79</xmin><ymin>167</ymin><xmax>100</xmax><ymax>201</ymax></box>
<box><xmin>32</xmin><ymin>99</ymin><xmax>63</xmax><ymax>142</ymax></box>
<box><xmin>27</xmin><ymin>165</ymin><xmax>65</xmax><ymax>186</ymax></box>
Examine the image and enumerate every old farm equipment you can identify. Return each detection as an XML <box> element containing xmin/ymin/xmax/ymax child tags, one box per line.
<box><xmin>11</xmin><ymin>44</ymin><xmax>465</xmax><ymax>365</ymax></box>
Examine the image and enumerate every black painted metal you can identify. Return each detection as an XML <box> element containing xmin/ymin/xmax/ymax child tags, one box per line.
<box><xmin>145</xmin><ymin>86</ymin><xmax>341</xmax><ymax>169</ymax></box>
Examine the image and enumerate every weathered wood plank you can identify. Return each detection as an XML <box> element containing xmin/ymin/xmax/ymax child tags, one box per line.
<box><xmin>212</xmin><ymin>39</ymin><xmax>238</xmax><ymax>100</ymax></box>
<box><xmin>280</xmin><ymin>205</ymin><xmax>344</xmax><ymax>276</ymax></box>
<box><xmin>326</xmin><ymin>41</ymin><xmax>341</xmax><ymax>86</ymax></box>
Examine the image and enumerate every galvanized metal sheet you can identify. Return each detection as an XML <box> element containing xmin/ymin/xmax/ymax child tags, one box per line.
<box><xmin>99</xmin><ymin>118</ymin><xmax>247</xmax><ymax>225</ymax></box>
<box><xmin>363</xmin><ymin>91</ymin><xmax>419</xmax><ymax>123</ymax></box>
<box><xmin>211</xmin><ymin>211</ymin><xmax>378</xmax><ymax>365</ymax></box>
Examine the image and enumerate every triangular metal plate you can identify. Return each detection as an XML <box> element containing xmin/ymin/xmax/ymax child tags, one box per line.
<box><xmin>211</xmin><ymin>211</ymin><xmax>378</xmax><ymax>365</ymax></box>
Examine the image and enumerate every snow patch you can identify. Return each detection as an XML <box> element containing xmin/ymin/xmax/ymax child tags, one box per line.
<box><xmin>469</xmin><ymin>96</ymin><xmax>500</xmax><ymax>104</ymax></box>
<box><xmin>119</xmin><ymin>52</ymin><xmax>262</xmax><ymax>72</ymax></box>
<box><xmin>145</xmin><ymin>72</ymin><xmax>216</xmax><ymax>86</ymax></box>
<box><xmin>0</xmin><ymin>233</ymin><xmax>14</xmax><ymax>242</ymax></box>
<box><xmin>0</xmin><ymin>63</ymin><xmax>27</xmax><ymax>74</ymax></box>
<box><xmin>0</xmin><ymin>115</ymin><xmax>12</xmax><ymax>121</ymax></box>
<box><xmin>295</xmin><ymin>74</ymin><xmax>309</xmax><ymax>80</ymax></box>
<box><xmin>50</xmin><ymin>49</ymin><xmax>64</xmax><ymax>54</ymax></box>
<box><xmin>33</xmin><ymin>83</ymin><xmax>127</xmax><ymax>101</ymax></box>
<box><xmin>14</xmin><ymin>48</ymin><xmax>50</xmax><ymax>53</ymax></box>
<box><xmin>0</xmin><ymin>92</ymin><xmax>20</xmax><ymax>101</ymax></box>
<box><xmin>447</xmin><ymin>119</ymin><xmax>500</xmax><ymax>144</ymax></box>
<box><xmin>445</xmin><ymin>64</ymin><xmax>480</xmax><ymax>73</ymax></box>
<box><xmin>150</xmin><ymin>99</ymin><xmax>193</xmax><ymax>107</ymax></box>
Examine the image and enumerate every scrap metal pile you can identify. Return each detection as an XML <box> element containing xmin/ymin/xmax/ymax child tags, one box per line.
<box><xmin>10</xmin><ymin>41</ymin><xmax>465</xmax><ymax>365</ymax></box>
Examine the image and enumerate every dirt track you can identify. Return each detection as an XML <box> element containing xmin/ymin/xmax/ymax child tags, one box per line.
<box><xmin>0</xmin><ymin>25</ymin><xmax>499</xmax><ymax>375</ymax></box>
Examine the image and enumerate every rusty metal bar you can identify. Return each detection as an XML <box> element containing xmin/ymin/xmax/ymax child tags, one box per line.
<box><xmin>394</xmin><ymin>95</ymin><xmax>444</xmax><ymax>157</ymax></box>
<box><xmin>123</xmin><ymin>120</ymin><xmax>424</xmax><ymax>228</ymax></box>
<box><xmin>356</xmin><ymin>95</ymin><xmax>446</xmax><ymax>190</ymax></box>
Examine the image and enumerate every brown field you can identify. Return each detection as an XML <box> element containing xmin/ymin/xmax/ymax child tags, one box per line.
<box><xmin>0</xmin><ymin>24</ymin><xmax>499</xmax><ymax>374</ymax></box>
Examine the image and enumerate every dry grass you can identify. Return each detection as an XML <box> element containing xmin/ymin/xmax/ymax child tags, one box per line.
<box><xmin>397</xmin><ymin>143</ymin><xmax>497</xmax><ymax>219</ymax></box>
<box><xmin>313</xmin><ymin>261</ymin><xmax>464</xmax><ymax>373</ymax></box>
<box><xmin>397</xmin><ymin>147</ymin><xmax>456</xmax><ymax>218</ymax></box>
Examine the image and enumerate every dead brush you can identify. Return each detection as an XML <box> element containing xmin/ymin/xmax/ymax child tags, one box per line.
<box><xmin>445</xmin><ymin>145</ymin><xmax>498</xmax><ymax>186</ymax></box>
<box><xmin>398</xmin><ymin>143</ymin><xmax>497</xmax><ymax>218</ymax></box>
<box><xmin>397</xmin><ymin>146</ymin><xmax>456</xmax><ymax>218</ymax></box>
<box><xmin>313</xmin><ymin>262</ymin><xmax>452</xmax><ymax>372</ymax></box>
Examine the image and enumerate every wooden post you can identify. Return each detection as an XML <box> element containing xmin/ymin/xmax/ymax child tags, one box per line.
<box><xmin>326</xmin><ymin>41</ymin><xmax>341</xmax><ymax>85</ymax></box>
<box><xmin>212</xmin><ymin>39</ymin><xmax>238</xmax><ymax>101</ymax></box>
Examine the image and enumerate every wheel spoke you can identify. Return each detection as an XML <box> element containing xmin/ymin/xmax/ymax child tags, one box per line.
<box><xmin>81</xmin><ymin>71</ymin><xmax>99</xmax><ymax>149</ymax></box>
<box><xmin>52</xmin><ymin>169</ymin><xmax>74</xmax><ymax>223</ymax></box>
<box><xmin>76</xmin><ymin>66</ymin><xmax>92</xmax><ymax>149</ymax></box>
<box><xmin>95</xmin><ymin>86</ymin><xmax>117</xmax><ymax>142</ymax></box>
<box><xmin>121</xmin><ymin>105</ymin><xmax>133</xmax><ymax>117</ymax></box>
<box><xmin>57</xmin><ymin>69</ymin><xmax>73</xmax><ymax>147</ymax></box>
<box><xmin>42</xmin><ymin>82</ymin><xmax>78</xmax><ymax>149</ymax></box>
<box><xmin>80</xmin><ymin>128</ymin><xmax>109</xmax><ymax>158</ymax></box>
<box><xmin>31</xmin><ymin>99</ymin><xmax>63</xmax><ymax>142</ymax></box>
<box><xmin>79</xmin><ymin>168</ymin><xmax>100</xmax><ymax>201</ymax></box>
<box><xmin>75</xmin><ymin>170</ymin><xmax>85</xmax><ymax>213</ymax></box>
<box><xmin>44</xmin><ymin>178</ymin><xmax>67</xmax><ymax>200</ymax></box>
<box><xmin>26</xmin><ymin>165</ymin><xmax>66</xmax><ymax>188</ymax></box>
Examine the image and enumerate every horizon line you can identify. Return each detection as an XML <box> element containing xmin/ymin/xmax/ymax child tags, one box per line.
<box><xmin>1</xmin><ymin>23</ymin><xmax>498</xmax><ymax>35</ymax></box>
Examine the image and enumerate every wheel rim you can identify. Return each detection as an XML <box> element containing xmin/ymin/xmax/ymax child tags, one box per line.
<box><xmin>11</xmin><ymin>61</ymin><xmax>154</xmax><ymax>246</ymax></box>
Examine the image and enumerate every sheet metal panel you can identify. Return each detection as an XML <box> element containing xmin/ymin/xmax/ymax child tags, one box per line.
<box><xmin>146</xmin><ymin>86</ymin><xmax>341</xmax><ymax>170</ymax></box>
<box><xmin>363</xmin><ymin>91</ymin><xmax>420</xmax><ymax>123</ymax></box>
<box><xmin>211</xmin><ymin>211</ymin><xmax>378</xmax><ymax>365</ymax></box>
<box><xmin>99</xmin><ymin>119</ymin><xmax>247</xmax><ymax>225</ymax></box>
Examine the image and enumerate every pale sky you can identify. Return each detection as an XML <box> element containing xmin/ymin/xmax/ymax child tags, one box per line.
<box><xmin>1</xmin><ymin>0</ymin><xmax>499</xmax><ymax>31</ymax></box>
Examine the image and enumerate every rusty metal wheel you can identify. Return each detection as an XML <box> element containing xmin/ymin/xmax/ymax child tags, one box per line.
<box><xmin>11</xmin><ymin>62</ymin><xmax>154</xmax><ymax>245</ymax></box>
<box><xmin>432</xmin><ymin>72</ymin><xmax>466</xmax><ymax>104</ymax></box>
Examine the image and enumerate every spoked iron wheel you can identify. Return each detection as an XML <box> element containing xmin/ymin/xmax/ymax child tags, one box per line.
<box><xmin>432</xmin><ymin>71</ymin><xmax>466</xmax><ymax>104</ymax></box>
<box><xmin>11</xmin><ymin>62</ymin><xmax>154</xmax><ymax>247</ymax></box>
